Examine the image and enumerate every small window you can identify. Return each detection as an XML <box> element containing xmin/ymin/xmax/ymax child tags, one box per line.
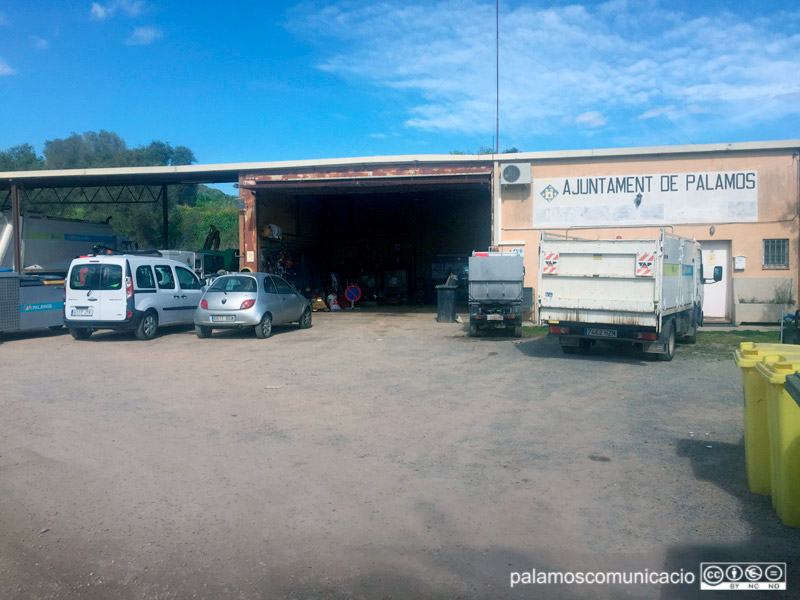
<box><xmin>763</xmin><ymin>239</ymin><xmax>789</xmax><ymax>268</ymax></box>
<box><xmin>273</xmin><ymin>277</ymin><xmax>293</xmax><ymax>295</ymax></box>
<box><xmin>154</xmin><ymin>265</ymin><xmax>175</xmax><ymax>289</ymax></box>
<box><xmin>263</xmin><ymin>276</ymin><xmax>277</xmax><ymax>294</ymax></box>
<box><xmin>69</xmin><ymin>263</ymin><xmax>122</xmax><ymax>290</ymax></box>
<box><xmin>136</xmin><ymin>265</ymin><xmax>156</xmax><ymax>289</ymax></box>
<box><xmin>176</xmin><ymin>266</ymin><xmax>201</xmax><ymax>290</ymax></box>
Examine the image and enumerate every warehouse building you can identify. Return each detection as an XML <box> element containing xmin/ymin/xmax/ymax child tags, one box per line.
<box><xmin>3</xmin><ymin>139</ymin><xmax>797</xmax><ymax>324</ymax></box>
<box><xmin>238</xmin><ymin>140</ymin><xmax>800</xmax><ymax>324</ymax></box>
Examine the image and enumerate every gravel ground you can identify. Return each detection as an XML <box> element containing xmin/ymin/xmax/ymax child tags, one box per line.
<box><xmin>1</xmin><ymin>309</ymin><xmax>798</xmax><ymax>599</ymax></box>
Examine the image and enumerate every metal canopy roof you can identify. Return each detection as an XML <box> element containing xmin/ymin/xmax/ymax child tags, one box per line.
<box><xmin>1</xmin><ymin>139</ymin><xmax>797</xmax><ymax>190</ymax></box>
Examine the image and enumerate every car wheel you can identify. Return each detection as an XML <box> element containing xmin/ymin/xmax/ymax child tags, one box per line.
<box><xmin>70</xmin><ymin>327</ymin><xmax>92</xmax><ymax>340</ymax></box>
<box><xmin>469</xmin><ymin>324</ymin><xmax>478</xmax><ymax>337</ymax></box>
<box><xmin>135</xmin><ymin>310</ymin><xmax>158</xmax><ymax>340</ymax></box>
<box><xmin>514</xmin><ymin>325</ymin><xmax>523</xmax><ymax>338</ymax></box>
<box><xmin>195</xmin><ymin>325</ymin><xmax>212</xmax><ymax>338</ymax></box>
<box><xmin>657</xmin><ymin>320</ymin><xmax>676</xmax><ymax>361</ymax></box>
<box><xmin>561</xmin><ymin>344</ymin><xmax>576</xmax><ymax>354</ymax></box>
<box><xmin>299</xmin><ymin>308</ymin><xmax>312</xmax><ymax>329</ymax></box>
<box><xmin>254</xmin><ymin>313</ymin><xmax>272</xmax><ymax>339</ymax></box>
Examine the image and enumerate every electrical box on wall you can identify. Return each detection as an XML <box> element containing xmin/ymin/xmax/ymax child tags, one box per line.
<box><xmin>500</xmin><ymin>163</ymin><xmax>532</xmax><ymax>185</ymax></box>
<box><xmin>734</xmin><ymin>255</ymin><xmax>746</xmax><ymax>271</ymax></box>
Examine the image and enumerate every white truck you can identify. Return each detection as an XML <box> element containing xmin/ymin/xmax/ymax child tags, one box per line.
<box><xmin>537</xmin><ymin>230</ymin><xmax>721</xmax><ymax>360</ymax></box>
<box><xmin>0</xmin><ymin>212</ymin><xmax>133</xmax><ymax>275</ymax></box>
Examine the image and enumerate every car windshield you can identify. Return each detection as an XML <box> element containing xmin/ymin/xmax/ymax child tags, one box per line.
<box><xmin>208</xmin><ymin>275</ymin><xmax>256</xmax><ymax>293</ymax></box>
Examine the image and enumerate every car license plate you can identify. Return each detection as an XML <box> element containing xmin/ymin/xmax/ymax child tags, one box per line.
<box><xmin>211</xmin><ymin>315</ymin><xmax>235</xmax><ymax>322</ymax></box>
<box><xmin>71</xmin><ymin>307</ymin><xmax>93</xmax><ymax>317</ymax></box>
<box><xmin>585</xmin><ymin>327</ymin><xmax>617</xmax><ymax>338</ymax></box>
<box><xmin>487</xmin><ymin>314</ymin><xmax>503</xmax><ymax>321</ymax></box>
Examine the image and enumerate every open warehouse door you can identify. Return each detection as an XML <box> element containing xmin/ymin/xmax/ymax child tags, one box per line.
<box><xmin>238</xmin><ymin>161</ymin><xmax>492</xmax><ymax>308</ymax></box>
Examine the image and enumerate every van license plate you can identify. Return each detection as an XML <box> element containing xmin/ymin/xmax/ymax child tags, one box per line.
<box><xmin>585</xmin><ymin>328</ymin><xmax>617</xmax><ymax>337</ymax></box>
<box><xmin>487</xmin><ymin>314</ymin><xmax>503</xmax><ymax>321</ymax></box>
<box><xmin>71</xmin><ymin>308</ymin><xmax>93</xmax><ymax>317</ymax></box>
<box><xmin>211</xmin><ymin>315</ymin><xmax>235</xmax><ymax>322</ymax></box>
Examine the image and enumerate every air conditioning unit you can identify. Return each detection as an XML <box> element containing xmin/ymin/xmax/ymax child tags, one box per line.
<box><xmin>500</xmin><ymin>163</ymin><xmax>531</xmax><ymax>185</ymax></box>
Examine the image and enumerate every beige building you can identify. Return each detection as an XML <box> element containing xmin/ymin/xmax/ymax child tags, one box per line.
<box><xmin>493</xmin><ymin>141</ymin><xmax>800</xmax><ymax>324</ymax></box>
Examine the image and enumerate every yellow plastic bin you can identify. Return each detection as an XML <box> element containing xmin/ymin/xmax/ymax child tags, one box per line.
<box><xmin>771</xmin><ymin>370</ymin><xmax>800</xmax><ymax>528</ymax></box>
<box><xmin>755</xmin><ymin>356</ymin><xmax>800</xmax><ymax>527</ymax></box>
<box><xmin>733</xmin><ymin>342</ymin><xmax>800</xmax><ymax>494</ymax></box>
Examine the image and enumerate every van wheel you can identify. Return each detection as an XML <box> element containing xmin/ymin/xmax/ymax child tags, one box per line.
<box><xmin>254</xmin><ymin>313</ymin><xmax>272</xmax><ymax>339</ymax></box>
<box><xmin>514</xmin><ymin>325</ymin><xmax>523</xmax><ymax>338</ymax></box>
<box><xmin>70</xmin><ymin>327</ymin><xmax>92</xmax><ymax>340</ymax></box>
<box><xmin>657</xmin><ymin>321</ymin><xmax>676</xmax><ymax>361</ymax></box>
<box><xmin>298</xmin><ymin>308</ymin><xmax>312</xmax><ymax>329</ymax></box>
<box><xmin>135</xmin><ymin>311</ymin><xmax>158</xmax><ymax>340</ymax></box>
<box><xmin>195</xmin><ymin>325</ymin><xmax>212</xmax><ymax>338</ymax></box>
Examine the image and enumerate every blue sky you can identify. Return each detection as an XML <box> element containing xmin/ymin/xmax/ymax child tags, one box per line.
<box><xmin>1</xmin><ymin>0</ymin><xmax>799</xmax><ymax>169</ymax></box>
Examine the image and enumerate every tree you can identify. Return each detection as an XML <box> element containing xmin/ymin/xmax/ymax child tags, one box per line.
<box><xmin>0</xmin><ymin>144</ymin><xmax>45</xmax><ymax>171</ymax></box>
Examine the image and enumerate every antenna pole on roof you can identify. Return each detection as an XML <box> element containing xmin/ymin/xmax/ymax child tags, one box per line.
<box><xmin>495</xmin><ymin>0</ymin><xmax>499</xmax><ymax>155</ymax></box>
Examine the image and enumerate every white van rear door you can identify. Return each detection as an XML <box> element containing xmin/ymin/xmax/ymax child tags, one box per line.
<box><xmin>66</xmin><ymin>259</ymin><xmax>103</xmax><ymax>320</ymax></box>
<box><xmin>98</xmin><ymin>260</ymin><xmax>127</xmax><ymax>321</ymax></box>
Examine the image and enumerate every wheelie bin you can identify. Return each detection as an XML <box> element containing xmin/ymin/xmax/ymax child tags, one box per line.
<box><xmin>755</xmin><ymin>356</ymin><xmax>800</xmax><ymax>527</ymax></box>
<box><xmin>733</xmin><ymin>342</ymin><xmax>800</xmax><ymax>495</ymax></box>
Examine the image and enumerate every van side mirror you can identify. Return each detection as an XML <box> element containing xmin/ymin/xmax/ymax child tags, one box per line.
<box><xmin>713</xmin><ymin>266</ymin><xmax>723</xmax><ymax>282</ymax></box>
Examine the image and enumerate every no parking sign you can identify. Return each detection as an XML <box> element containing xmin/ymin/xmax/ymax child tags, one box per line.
<box><xmin>344</xmin><ymin>285</ymin><xmax>362</xmax><ymax>308</ymax></box>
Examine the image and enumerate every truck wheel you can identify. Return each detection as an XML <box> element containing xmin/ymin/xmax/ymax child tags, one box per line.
<box><xmin>657</xmin><ymin>321</ymin><xmax>676</xmax><ymax>361</ymax></box>
<box><xmin>135</xmin><ymin>310</ymin><xmax>158</xmax><ymax>340</ymax></box>
<box><xmin>469</xmin><ymin>324</ymin><xmax>478</xmax><ymax>337</ymax></box>
<box><xmin>514</xmin><ymin>325</ymin><xmax>523</xmax><ymax>338</ymax></box>
<box><xmin>195</xmin><ymin>325</ymin><xmax>212</xmax><ymax>338</ymax></box>
<box><xmin>70</xmin><ymin>327</ymin><xmax>92</xmax><ymax>340</ymax></box>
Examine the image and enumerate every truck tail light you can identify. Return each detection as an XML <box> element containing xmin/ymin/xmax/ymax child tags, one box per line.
<box><xmin>633</xmin><ymin>331</ymin><xmax>657</xmax><ymax>340</ymax></box>
<box><xmin>240</xmin><ymin>299</ymin><xmax>255</xmax><ymax>310</ymax></box>
<box><xmin>550</xmin><ymin>326</ymin><xmax>570</xmax><ymax>334</ymax></box>
<box><xmin>200</xmin><ymin>299</ymin><xmax>208</xmax><ymax>309</ymax></box>
<box><xmin>125</xmin><ymin>276</ymin><xmax>134</xmax><ymax>300</ymax></box>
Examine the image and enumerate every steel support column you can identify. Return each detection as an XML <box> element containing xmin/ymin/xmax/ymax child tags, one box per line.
<box><xmin>11</xmin><ymin>184</ymin><xmax>22</xmax><ymax>272</ymax></box>
<box><xmin>161</xmin><ymin>184</ymin><xmax>169</xmax><ymax>249</ymax></box>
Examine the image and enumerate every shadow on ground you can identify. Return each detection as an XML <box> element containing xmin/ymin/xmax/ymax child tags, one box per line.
<box><xmin>659</xmin><ymin>438</ymin><xmax>800</xmax><ymax>599</ymax></box>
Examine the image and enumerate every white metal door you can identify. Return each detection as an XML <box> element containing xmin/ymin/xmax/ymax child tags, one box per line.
<box><xmin>700</xmin><ymin>240</ymin><xmax>731</xmax><ymax>321</ymax></box>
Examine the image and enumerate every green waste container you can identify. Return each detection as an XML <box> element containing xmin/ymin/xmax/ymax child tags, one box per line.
<box><xmin>756</xmin><ymin>357</ymin><xmax>800</xmax><ymax>527</ymax></box>
<box><xmin>733</xmin><ymin>342</ymin><xmax>800</xmax><ymax>495</ymax></box>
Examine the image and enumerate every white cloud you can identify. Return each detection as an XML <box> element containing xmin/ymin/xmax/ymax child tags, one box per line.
<box><xmin>126</xmin><ymin>26</ymin><xmax>162</xmax><ymax>46</ymax></box>
<box><xmin>574</xmin><ymin>111</ymin><xmax>607</xmax><ymax>128</ymax></box>
<box><xmin>288</xmin><ymin>1</ymin><xmax>800</xmax><ymax>136</ymax></box>
<box><xmin>90</xmin><ymin>3</ymin><xmax>108</xmax><ymax>19</ymax></box>
<box><xmin>368</xmin><ymin>133</ymin><xmax>387</xmax><ymax>139</ymax></box>
<box><xmin>637</xmin><ymin>105</ymin><xmax>677</xmax><ymax>120</ymax></box>
<box><xmin>91</xmin><ymin>0</ymin><xmax>145</xmax><ymax>20</ymax></box>
<box><xmin>31</xmin><ymin>36</ymin><xmax>49</xmax><ymax>50</ymax></box>
<box><xmin>0</xmin><ymin>57</ymin><xmax>15</xmax><ymax>76</ymax></box>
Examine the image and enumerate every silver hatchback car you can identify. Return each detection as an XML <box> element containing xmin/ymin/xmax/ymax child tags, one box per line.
<box><xmin>193</xmin><ymin>273</ymin><xmax>311</xmax><ymax>339</ymax></box>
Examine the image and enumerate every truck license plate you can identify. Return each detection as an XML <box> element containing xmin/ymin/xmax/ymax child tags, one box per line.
<box><xmin>211</xmin><ymin>315</ymin><xmax>235</xmax><ymax>322</ymax></box>
<box><xmin>487</xmin><ymin>314</ymin><xmax>503</xmax><ymax>321</ymax></box>
<box><xmin>585</xmin><ymin>327</ymin><xmax>617</xmax><ymax>338</ymax></box>
<box><xmin>71</xmin><ymin>307</ymin><xmax>93</xmax><ymax>317</ymax></box>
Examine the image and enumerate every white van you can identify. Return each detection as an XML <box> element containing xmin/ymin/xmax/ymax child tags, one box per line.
<box><xmin>64</xmin><ymin>254</ymin><xmax>204</xmax><ymax>340</ymax></box>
